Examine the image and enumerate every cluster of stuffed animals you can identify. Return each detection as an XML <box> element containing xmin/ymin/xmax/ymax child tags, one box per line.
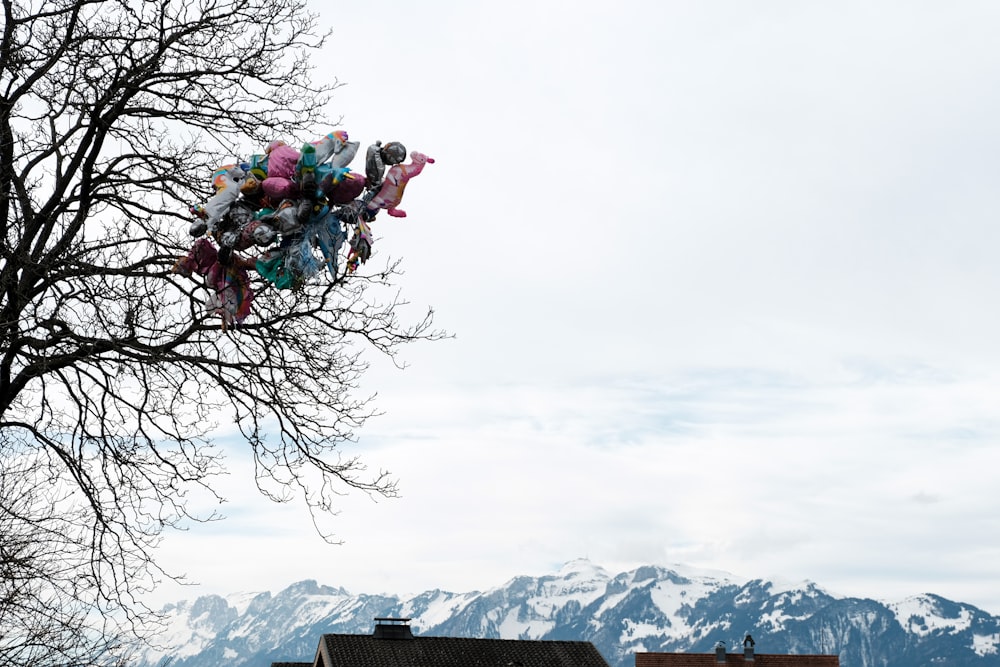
<box><xmin>172</xmin><ymin>130</ymin><xmax>434</xmax><ymax>329</ymax></box>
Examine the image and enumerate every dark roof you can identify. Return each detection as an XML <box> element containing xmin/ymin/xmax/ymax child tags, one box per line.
<box><xmin>636</xmin><ymin>653</ymin><xmax>839</xmax><ymax>667</ymax></box>
<box><xmin>317</xmin><ymin>634</ymin><xmax>611</xmax><ymax>667</ymax></box>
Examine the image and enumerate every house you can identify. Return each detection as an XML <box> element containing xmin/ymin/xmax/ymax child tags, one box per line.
<box><xmin>272</xmin><ymin>617</ymin><xmax>613</xmax><ymax>667</ymax></box>
<box><xmin>634</xmin><ymin>634</ymin><xmax>839</xmax><ymax>667</ymax></box>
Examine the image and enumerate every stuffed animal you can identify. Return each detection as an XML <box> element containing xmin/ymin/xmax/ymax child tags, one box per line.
<box><xmin>312</xmin><ymin>130</ymin><xmax>359</xmax><ymax>169</ymax></box>
<box><xmin>190</xmin><ymin>164</ymin><xmax>246</xmax><ymax>237</ymax></box>
<box><xmin>346</xmin><ymin>220</ymin><xmax>373</xmax><ymax>273</ymax></box>
<box><xmin>365</xmin><ymin>151</ymin><xmax>435</xmax><ymax>218</ymax></box>
<box><xmin>173</xmin><ymin>238</ymin><xmax>254</xmax><ymax>329</ymax></box>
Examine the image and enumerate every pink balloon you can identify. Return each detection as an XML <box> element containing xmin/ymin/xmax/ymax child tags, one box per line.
<box><xmin>321</xmin><ymin>171</ymin><xmax>367</xmax><ymax>205</ymax></box>
<box><xmin>261</xmin><ymin>177</ymin><xmax>298</xmax><ymax>201</ymax></box>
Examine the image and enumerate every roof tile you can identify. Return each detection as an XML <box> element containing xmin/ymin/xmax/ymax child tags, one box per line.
<box><xmin>635</xmin><ymin>653</ymin><xmax>839</xmax><ymax>667</ymax></box>
<box><xmin>320</xmin><ymin>634</ymin><xmax>612</xmax><ymax>667</ymax></box>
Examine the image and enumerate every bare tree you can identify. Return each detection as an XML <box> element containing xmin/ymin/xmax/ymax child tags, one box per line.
<box><xmin>0</xmin><ymin>0</ymin><xmax>442</xmax><ymax>659</ymax></box>
<box><xmin>0</xmin><ymin>433</ymin><xmax>137</xmax><ymax>667</ymax></box>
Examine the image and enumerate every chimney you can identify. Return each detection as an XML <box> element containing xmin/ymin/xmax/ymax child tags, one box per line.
<box><xmin>743</xmin><ymin>634</ymin><xmax>755</xmax><ymax>662</ymax></box>
<box><xmin>372</xmin><ymin>617</ymin><xmax>414</xmax><ymax>640</ymax></box>
<box><xmin>715</xmin><ymin>641</ymin><xmax>726</xmax><ymax>663</ymax></box>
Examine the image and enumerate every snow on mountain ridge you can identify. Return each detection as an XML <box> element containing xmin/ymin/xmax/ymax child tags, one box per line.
<box><xmin>557</xmin><ymin>558</ymin><xmax>612</xmax><ymax>580</ymax></box>
<box><xmin>753</xmin><ymin>580</ymin><xmax>832</xmax><ymax>631</ymax></box>
<box><xmin>763</xmin><ymin>577</ymin><xmax>825</xmax><ymax>598</ymax></box>
<box><xmin>137</xmin><ymin>560</ymin><xmax>1000</xmax><ymax>667</ymax></box>
<box><xmin>888</xmin><ymin>594</ymin><xmax>974</xmax><ymax>636</ymax></box>
<box><xmin>647</xmin><ymin>572</ymin><xmax>727</xmax><ymax>638</ymax></box>
<box><xmin>648</xmin><ymin>562</ymin><xmax>746</xmax><ymax>584</ymax></box>
<box><xmin>499</xmin><ymin>606</ymin><xmax>555</xmax><ymax>638</ymax></box>
<box><xmin>532</xmin><ymin>569</ymin><xmax>610</xmax><ymax>617</ymax></box>
<box><xmin>225</xmin><ymin>590</ymin><xmax>266</xmax><ymax>616</ymax></box>
<box><xmin>404</xmin><ymin>590</ymin><xmax>480</xmax><ymax>629</ymax></box>
<box><xmin>472</xmin><ymin>560</ymin><xmax>615</xmax><ymax>628</ymax></box>
<box><xmin>151</xmin><ymin>605</ymin><xmax>218</xmax><ymax>659</ymax></box>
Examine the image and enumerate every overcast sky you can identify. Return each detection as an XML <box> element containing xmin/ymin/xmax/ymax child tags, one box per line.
<box><xmin>152</xmin><ymin>1</ymin><xmax>1000</xmax><ymax>616</ymax></box>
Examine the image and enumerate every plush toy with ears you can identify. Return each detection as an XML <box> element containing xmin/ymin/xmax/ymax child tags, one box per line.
<box><xmin>365</xmin><ymin>151</ymin><xmax>435</xmax><ymax>219</ymax></box>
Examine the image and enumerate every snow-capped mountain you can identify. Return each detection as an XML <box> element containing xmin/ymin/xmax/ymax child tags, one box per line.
<box><xmin>138</xmin><ymin>559</ymin><xmax>1000</xmax><ymax>667</ymax></box>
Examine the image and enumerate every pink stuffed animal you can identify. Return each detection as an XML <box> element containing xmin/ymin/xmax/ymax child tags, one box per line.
<box><xmin>172</xmin><ymin>238</ymin><xmax>254</xmax><ymax>330</ymax></box>
<box><xmin>365</xmin><ymin>151</ymin><xmax>435</xmax><ymax>218</ymax></box>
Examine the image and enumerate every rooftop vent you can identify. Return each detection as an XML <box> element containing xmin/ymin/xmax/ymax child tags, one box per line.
<box><xmin>743</xmin><ymin>634</ymin><xmax>755</xmax><ymax>662</ymax></box>
<box><xmin>373</xmin><ymin>617</ymin><xmax>414</xmax><ymax>640</ymax></box>
<box><xmin>715</xmin><ymin>641</ymin><xmax>726</xmax><ymax>663</ymax></box>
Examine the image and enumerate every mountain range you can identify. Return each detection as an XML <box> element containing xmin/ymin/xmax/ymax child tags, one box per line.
<box><xmin>138</xmin><ymin>559</ymin><xmax>1000</xmax><ymax>667</ymax></box>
